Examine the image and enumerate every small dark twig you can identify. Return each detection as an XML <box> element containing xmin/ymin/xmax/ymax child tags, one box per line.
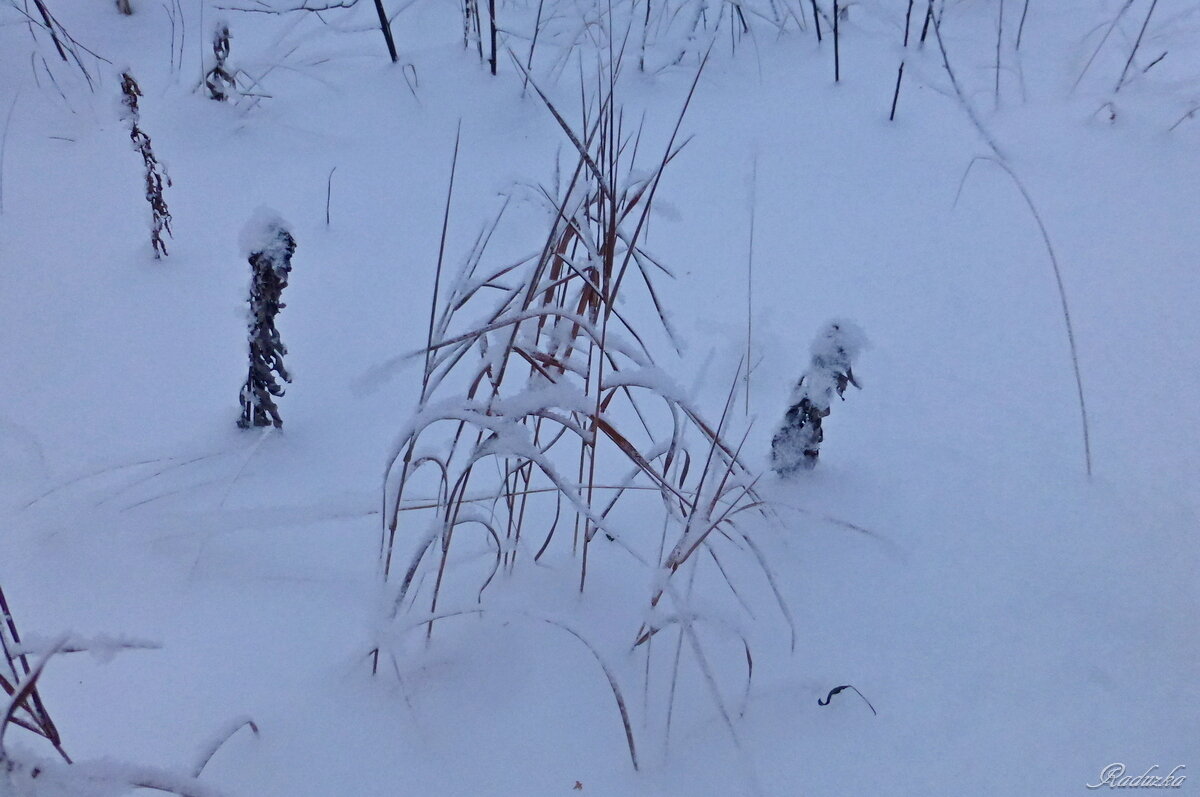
<box><xmin>325</xmin><ymin>166</ymin><xmax>336</xmax><ymax>226</ymax></box>
<box><xmin>1168</xmin><ymin>103</ymin><xmax>1200</xmax><ymax>131</ymax></box>
<box><xmin>487</xmin><ymin>0</ymin><xmax>497</xmax><ymax>74</ymax></box>
<box><xmin>890</xmin><ymin>0</ymin><xmax>914</xmax><ymax>121</ymax></box>
<box><xmin>918</xmin><ymin>0</ymin><xmax>933</xmax><ymax>45</ymax></box>
<box><xmin>889</xmin><ymin>61</ymin><xmax>905</xmax><ymax>121</ymax></box>
<box><xmin>373</xmin><ymin>0</ymin><xmax>399</xmax><ymax>62</ymax></box>
<box><xmin>994</xmin><ymin>0</ymin><xmax>1004</xmax><ymax>109</ymax></box>
<box><xmin>1072</xmin><ymin>0</ymin><xmax>1133</xmax><ymax>92</ymax></box>
<box><xmin>30</xmin><ymin>0</ymin><xmax>68</xmax><ymax>62</ymax></box>
<box><xmin>832</xmin><ymin>0</ymin><xmax>839</xmax><ymax>82</ymax></box>
<box><xmin>192</xmin><ymin>716</ymin><xmax>259</xmax><ymax>777</ymax></box>
<box><xmin>817</xmin><ymin>684</ymin><xmax>876</xmax><ymax>715</ymax></box>
<box><xmin>1115</xmin><ymin>0</ymin><xmax>1158</xmax><ymax>93</ymax></box>
<box><xmin>1142</xmin><ymin>50</ymin><xmax>1166</xmax><ymax>74</ymax></box>
<box><xmin>1015</xmin><ymin>0</ymin><xmax>1030</xmax><ymax>50</ymax></box>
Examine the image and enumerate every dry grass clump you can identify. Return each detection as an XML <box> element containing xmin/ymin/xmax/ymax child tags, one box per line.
<box><xmin>374</xmin><ymin>52</ymin><xmax>792</xmax><ymax>768</ymax></box>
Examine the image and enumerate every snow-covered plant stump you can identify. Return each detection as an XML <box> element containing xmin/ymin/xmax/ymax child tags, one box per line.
<box><xmin>770</xmin><ymin>319</ymin><xmax>866</xmax><ymax>475</ymax></box>
<box><xmin>237</xmin><ymin>210</ymin><xmax>295</xmax><ymax>430</ymax></box>
<box><xmin>205</xmin><ymin>22</ymin><xmax>235</xmax><ymax>102</ymax></box>
<box><xmin>119</xmin><ymin>72</ymin><xmax>173</xmax><ymax>259</ymax></box>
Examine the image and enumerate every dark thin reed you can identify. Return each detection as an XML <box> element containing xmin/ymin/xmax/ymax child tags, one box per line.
<box><xmin>890</xmin><ymin>0</ymin><xmax>915</xmax><ymax>121</ymax></box>
<box><xmin>1115</xmin><ymin>0</ymin><xmax>1158</xmax><ymax>93</ymax></box>
<box><xmin>372</xmin><ymin>0</ymin><xmax>399</xmax><ymax>62</ymax></box>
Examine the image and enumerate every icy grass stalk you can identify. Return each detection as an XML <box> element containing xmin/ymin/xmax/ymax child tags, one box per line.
<box><xmin>119</xmin><ymin>72</ymin><xmax>173</xmax><ymax>259</ymax></box>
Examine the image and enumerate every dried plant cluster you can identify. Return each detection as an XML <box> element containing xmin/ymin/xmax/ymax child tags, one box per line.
<box><xmin>239</xmin><ymin>218</ymin><xmax>296</xmax><ymax>430</ymax></box>
<box><xmin>375</xmin><ymin>58</ymin><xmax>793</xmax><ymax>768</ymax></box>
<box><xmin>119</xmin><ymin>72</ymin><xmax>173</xmax><ymax>259</ymax></box>
<box><xmin>204</xmin><ymin>22</ymin><xmax>235</xmax><ymax>102</ymax></box>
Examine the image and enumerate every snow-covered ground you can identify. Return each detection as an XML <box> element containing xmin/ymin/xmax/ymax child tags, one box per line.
<box><xmin>2</xmin><ymin>0</ymin><xmax>1198</xmax><ymax>794</ymax></box>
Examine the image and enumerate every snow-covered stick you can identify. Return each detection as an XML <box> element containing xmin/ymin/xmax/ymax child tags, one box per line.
<box><xmin>237</xmin><ymin>210</ymin><xmax>296</xmax><ymax>430</ymax></box>
<box><xmin>204</xmin><ymin>22</ymin><xmax>235</xmax><ymax>101</ymax></box>
<box><xmin>120</xmin><ymin>72</ymin><xmax>173</xmax><ymax>259</ymax></box>
<box><xmin>770</xmin><ymin>320</ymin><xmax>865</xmax><ymax>475</ymax></box>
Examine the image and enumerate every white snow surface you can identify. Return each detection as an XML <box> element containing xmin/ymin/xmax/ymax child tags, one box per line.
<box><xmin>237</xmin><ymin>207</ymin><xmax>291</xmax><ymax>261</ymax></box>
<box><xmin>1</xmin><ymin>1</ymin><xmax>1198</xmax><ymax>795</ymax></box>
